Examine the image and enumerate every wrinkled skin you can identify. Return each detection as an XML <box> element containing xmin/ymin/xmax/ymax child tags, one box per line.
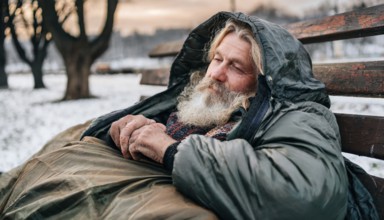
<box><xmin>110</xmin><ymin>114</ymin><xmax>176</xmax><ymax>163</ymax></box>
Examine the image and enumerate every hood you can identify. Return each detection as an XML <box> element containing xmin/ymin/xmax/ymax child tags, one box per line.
<box><xmin>168</xmin><ymin>11</ymin><xmax>330</xmax><ymax>107</ymax></box>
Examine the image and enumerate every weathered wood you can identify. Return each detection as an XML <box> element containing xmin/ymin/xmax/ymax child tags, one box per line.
<box><xmin>95</xmin><ymin>63</ymin><xmax>136</xmax><ymax>74</ymax></box>
<box><xmin>313</xmin><ymin>61</ymin><xmax>384</xmax><ymax>97</ymax></box>
<box><xmin>138</xmin><ymin>61</ymin><xmax>384</xmax><ymax>97</ymax></box>
<box><xmin>148</xmin><ymin>4</ymin><xmax>384</xmax><ymax>57</ymax></box>
<box><xmin>139</xmin><ymin>68</ymin><xmax>170</xmax><ymax>86</ymax></box>
<box><xmin>336</xmin><ymin>113</ymin><xmax>384</xmax><ymax>160</ymax></box>
<box><xmin>286</xmin><ymin>4</ymin><xmax>384</xmax><ymax>44</ymax></box>
<box><xmin>149</xmin><ymin>40</ymin><xmax>184</xmax><ymax>58</ymax></box>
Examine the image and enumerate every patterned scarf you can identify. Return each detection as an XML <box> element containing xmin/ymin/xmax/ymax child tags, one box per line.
<box><xmin>166</xmin><ymin>112</ymin><xmax>236</xmax><ymax>141</ymax></box>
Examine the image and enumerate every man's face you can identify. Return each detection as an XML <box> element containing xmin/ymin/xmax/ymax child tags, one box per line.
<box><xmin>205</xmin><ymin>32</ymin><xmax>257</xmax><ymax>94</ymax></box>
<box><xmin>177</xmin><ymin>75</ymin><xmax>250</xmax><ymax>127</ymax></box>
<box><xmin>176</xmin><ymin>32</ymin><xmax>257</xmax><ymax>127</ymax></box>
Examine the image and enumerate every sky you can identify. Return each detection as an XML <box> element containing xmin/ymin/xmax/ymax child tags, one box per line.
<box><xmin>84</xmin><ymin>0</ymin><xmax>383</xmax><ymax>36</ymax></box>
<box><xmin>55</xmin><ymin>0</ymin><xmax>381</xmax><ymax>38</ymax></box>
<box><xmin>14</xmin><ymin>0</ymin><xmax>382</xmax><ymax>38</ymax></box>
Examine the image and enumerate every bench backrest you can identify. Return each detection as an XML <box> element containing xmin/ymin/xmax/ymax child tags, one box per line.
<box><xmin>144</xmin><ymin>5</ymin><xmax>384</xmax><ymax>217</ymax></box>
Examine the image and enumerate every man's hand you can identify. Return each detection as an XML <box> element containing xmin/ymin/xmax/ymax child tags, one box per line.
<box><xmin>128</xmin><ymin>123</ymin><xmax>177</xmax><ymax>164</ymax></box>
<box><xmin>110</xmin><ymin>115</ymin><xmax>156</xmax><ymax>158</ymax></box>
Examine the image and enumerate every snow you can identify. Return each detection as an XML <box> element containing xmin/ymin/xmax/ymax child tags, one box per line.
<box><xmin>1</xmin><ymin>73</ymin><xmax>384</xmax><ymax>178</ymax></box>
<box><xmin>0</xmin><ymin>73</ymin><xmax>165</xmax><ymax>172</ymax></box>
<box><xmin>107</xmin><ymin>57</ymin><xmax>174</xmax><ymax>70</ymax></box>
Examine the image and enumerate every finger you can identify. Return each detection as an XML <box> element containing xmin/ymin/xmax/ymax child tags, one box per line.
<box><xmin>122</xmin><ymin>124</ymin><xmax>146</xmax><ymax>159</ymax></box>
<box><xmin>121</xmin><ymin>143</ymin><xmax>129</xmax><ymax>158</ymax></box>
<box><xmin>111</xmin><ymin>115</ymin><xmax>135</xmax><ymax>148</ymax></box>
<box><xmin>128</xmin><ymin>142</ymin><xmax>143</xmax><ymax>160</ymax></box>
<box><xmin>127</xmin><ymin>127</ymin><xmax>150</xmax><ymax>160</ymax></box>
<box><xmin>122</xmin><ymin>144</ymin><xmax>133</xmax><ymax>159</ymax></box>
<box><xmin>129</xmin><ymin>128</ymin><xmax>140</xmax><ymax>145</ymax></box>
<box><xmin>110</xmin><ymin>121</ymin><xmax>121</xmax><ymax>148</ymax></box>
<box><xmin>120</xmin><ymin>118</ymin><xmax>154</xmax><ymax>149</ymax></box>
<box><xmin>153</xmin><ymin>123</ymin><xmax>166</xmax><ymax>131</ymax></box>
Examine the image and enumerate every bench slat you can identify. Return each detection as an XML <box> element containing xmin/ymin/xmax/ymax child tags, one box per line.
<box><xmin>139</xmin><ymin>61</ymin><xmax>384</xmax><ymax>97</ymax></box>
<box><xmin>314</xmin><ymin>61</ymin><xmax>384</xmax><ymax>97</ymax></box>
<box><xmin>139</xmin><ymin>68</ymin><xmax>170</xmax><ymax>86</ymax></box>
<box><xmin>286</xmin><ymin>4</ymin><xmax>384</xmax><ymax>43</ymax></box>
<box><xmin>336</xmin><ymin>113</ymin><xmax>384</xmax><ymax>160</ymax></box>
<box><xmin>149</xmin><ymin>41</ymin><xmax>184</xmax><ymax>58</ymax></box>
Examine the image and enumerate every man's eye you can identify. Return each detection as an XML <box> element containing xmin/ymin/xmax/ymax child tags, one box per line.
<box><xmin>213</xmin><ymin>55</ymin><xmax>222</xmax><ymax>61</ymax></box>
<box><xmin>232</xmin><ymin>65</ymin><xmax>244</xmax><ymax>73</ymax></box>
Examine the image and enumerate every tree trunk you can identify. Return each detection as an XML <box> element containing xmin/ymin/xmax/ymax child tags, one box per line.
<box><xmin>0</xmin><ymin>38</ymin><xmax>7</xmax><ymax>88</ymax></box>
<box><xmin>0</xmin><ymin>53</ymin><xmax>7</xmax><ymax>88</ymax></box>
<box><xmin>0</xmin><ymin>0</ymin><xmax>8</xmax><ymax>88</ymax></box>
<box><xmin>31</xmin><ymin>63</ymin><xmax>45</xmax><ymax>89</ymax></box>
<box><xmin>63</xmin><ymin>53</ymin><xmax>92</xmax><ymax>100</ymax></box>
<box><xmin>39</xmin><ymin>0</ymin><xmax>118</xmax><ymax>100</ymax></box>
<box><xmin>30</xmin><ymin>42</ymin><xmax>48</xmax><ymax>89</ymax></box>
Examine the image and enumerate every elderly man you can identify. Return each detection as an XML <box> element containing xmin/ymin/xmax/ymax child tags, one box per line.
<box><xmin>1</xmin><ymin>12</ymin><xmax>357</xmax><ymax>219</ymax></box>
<box><xmin>110</xmin><ymin>19</ymin><xmax>260</xmax><ymax>168</ymax></box>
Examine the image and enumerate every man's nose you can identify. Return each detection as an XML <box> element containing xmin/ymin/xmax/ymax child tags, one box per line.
<box><xmin>209</xmin><ymin>64</ymin><xmax>227</xmax><ymax>82</ymax></box>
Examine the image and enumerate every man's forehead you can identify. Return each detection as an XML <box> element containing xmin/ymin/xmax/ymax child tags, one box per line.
<box><xmin>215</xmin><ymin>34</ymin><xmax>252</xmax><ymax>66</ymax></box>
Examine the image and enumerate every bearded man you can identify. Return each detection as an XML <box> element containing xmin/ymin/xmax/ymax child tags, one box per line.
<box><xmin>109</xmin><ymin>20</ymin><xmax>261</xmax><ymax>170</ymax></box>
<box><xmin>87</xmin><ymin>15</ymin><xmax>349</xmax><ymax>219</ymax></box>
<box><xmin>3</xmin><ymin>12</ymin><xmax>375</xmax><ymax>219</ymax></box>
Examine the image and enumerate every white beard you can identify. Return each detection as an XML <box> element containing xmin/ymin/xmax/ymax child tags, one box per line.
<box><xmin>176</xmin><ymin>76</ymin><xmax>252</xmax><ymax>127</ymax></box>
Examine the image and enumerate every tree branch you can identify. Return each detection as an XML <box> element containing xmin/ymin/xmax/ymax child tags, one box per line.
<box><xmin>7</xmin><ymin>0</ymin><xmax>20</xmax><ymax>26</ymax></box>
<box><xmin>8</xmin><ymin>0</ymin><xmax>32</xmax><ymax>66</ymax></box>
<box><xmin>90</xmin><ymin>0</ymin><xmax>118</xmax><ymax>62</ymax></box>
<box><xmin>76</xmin><ymin>0</ymin><xmax>86</xmax><ymax>39</ymax></box>
<box><xmin>32</xmin><ymin>1</ymin><xmax>39</xmax><ymax>58</ymax></box>
<box><xmin>35</xmin><ymin>34</ymin><xmax>51</xmax><ymax>64</ymax></box>
<box><xmin>58</xmin><ymin>5</ymin><xmax>74</xmax><ymax>26</ymax></box>
<box><xmin>38</xmin><ymin>0</ymin><xmax>76</xmax><ymax>53</ymax></box>
<box><xmin>10</xmin><ymin>22</ymin><xmax>32</xmax><ymax>65</ymax></box>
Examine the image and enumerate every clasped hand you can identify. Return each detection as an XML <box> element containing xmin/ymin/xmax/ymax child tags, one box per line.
<box><xmin>110</xmin><ymin>115</ymin><xmax>177</xmax><ymax>164</ymax></box>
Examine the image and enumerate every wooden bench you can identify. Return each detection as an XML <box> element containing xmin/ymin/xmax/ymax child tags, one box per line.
<box><xmin>142</xmin><ymin>4</ymin><xmax>384</xmax><ymax>218</ymax></box>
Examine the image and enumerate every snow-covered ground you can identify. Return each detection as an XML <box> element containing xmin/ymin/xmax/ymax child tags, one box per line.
<box><xmin>0</xmin><ymin>73</ymin><xmax>165</xmax><ymax>172</ymax></box>
<box><xmin>1</xmin><ymin>73</ymin><xmax>384</xmax><ymax>178</ymax></box>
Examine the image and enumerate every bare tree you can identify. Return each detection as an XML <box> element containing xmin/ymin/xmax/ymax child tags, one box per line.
<box><xmin>0</xmin><ymin>0</ymin><xmax>9</xmax><ymax>88</ymax></box>
<box><xmin>8</xmin><ymin>0</ymin><xmax>53</xmax><ymax>89</ymax></box>
<box><xmin>38</xmin><ymin>0</ymin><xmax>118</xmax><ymax>100</ymax></box>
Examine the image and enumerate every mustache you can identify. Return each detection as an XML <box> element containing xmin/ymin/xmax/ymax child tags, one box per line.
<box><xmin>195</xmin><ymin>77</ymin><xmax>228</xmax><ymax>94</ymax></box>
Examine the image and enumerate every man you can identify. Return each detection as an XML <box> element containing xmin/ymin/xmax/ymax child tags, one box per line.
<box><xmin>0</xmin><ymin>12</ymin><xmax>356</xmax><ymax>219</ymax></box>
<box><xmin>84</xmin><ymin>14</ymin><xmax>350</xmax><ymax>219</ymax></box>
<box><xmin>109</xmin><ymin>19</ymin><xmax>260</xmax><ymax>168</ymax></box>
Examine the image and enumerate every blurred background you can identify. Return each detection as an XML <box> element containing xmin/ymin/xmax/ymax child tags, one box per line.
<box><xmin>0</xmin><ymin>0</ymin><xmax>383</xmax><ymax>174</ymax></box>
<box><xmin>3</xmin><ymin>0</ymin><xmax>384</xmax><ymax>77</ymax></box>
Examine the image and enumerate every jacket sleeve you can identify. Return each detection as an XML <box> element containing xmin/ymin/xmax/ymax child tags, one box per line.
<box><xmin>172</xmin><ymin>110</ymin><xmax>348</xmax><ymax>220</ymax></box>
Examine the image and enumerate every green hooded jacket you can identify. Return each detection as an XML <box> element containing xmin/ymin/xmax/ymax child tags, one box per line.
<box><xmin>82</xmin><ymin>12</ymin><xmax>348</xmax><ymax>219</ymax></box>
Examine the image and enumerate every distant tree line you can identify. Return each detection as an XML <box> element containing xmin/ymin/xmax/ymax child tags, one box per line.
<box><xmin>0</xmin><ymin>0</ymin><xmax>118</xmax><ymax>100</ymax></box>
<box><xmin>100</xmin><ymin>28</ymin><xmax>190</xmax><ymax>61</ymax></box>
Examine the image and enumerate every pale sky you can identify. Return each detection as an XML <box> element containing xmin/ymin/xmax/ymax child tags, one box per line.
<box><xmin>83</xmin><ymin>0</ymin><xmax>319</xmax><ymax>35</ymax></box>
<box><xmin>82</xmin><ymin>0</ymin><xmax>381</xmax><ymax>36</ymax></box>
